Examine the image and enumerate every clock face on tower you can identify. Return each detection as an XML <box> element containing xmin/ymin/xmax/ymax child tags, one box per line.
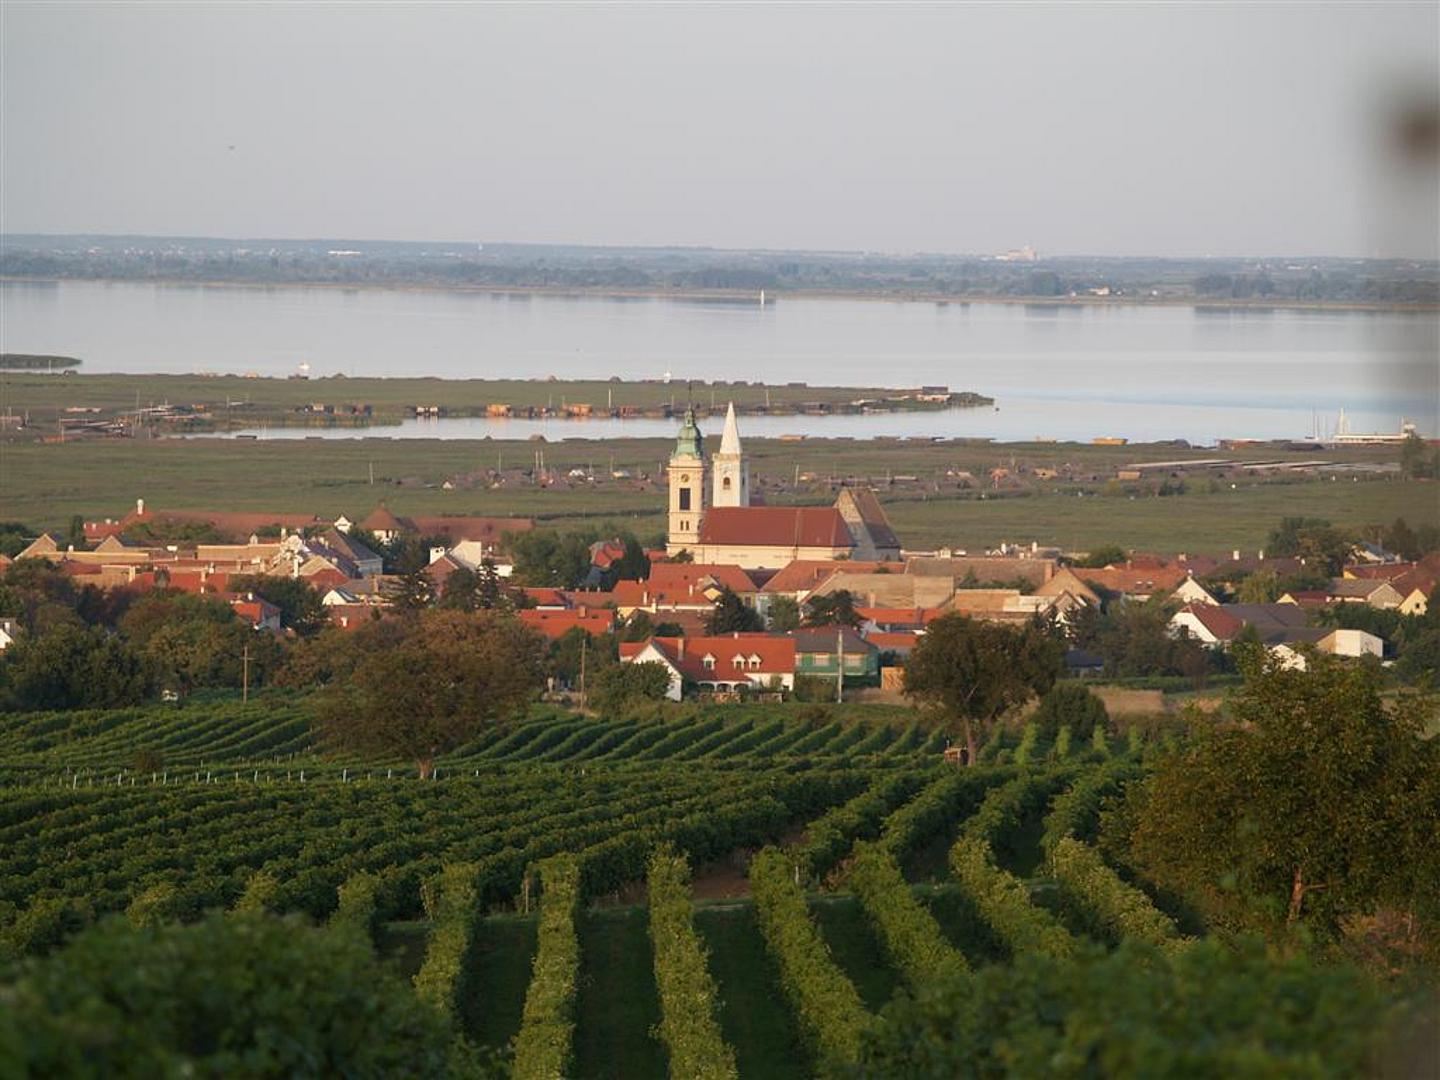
<box><xmin>681</xmin><ymin>474</ymin><xmax>690</xmax><ymax>483</ymax></box>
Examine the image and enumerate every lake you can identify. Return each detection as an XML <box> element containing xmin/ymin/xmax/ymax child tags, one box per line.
<box><xmin>2</xmin><ymin>280</ymin><xmax>1435</xmax><ymax>443</ymax></box>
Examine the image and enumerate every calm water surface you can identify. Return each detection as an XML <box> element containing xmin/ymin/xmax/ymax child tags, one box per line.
<box><xmin>3</xmin><ymin>280</ymin><xmax>1434</xmax><ymax>442</ymax></box>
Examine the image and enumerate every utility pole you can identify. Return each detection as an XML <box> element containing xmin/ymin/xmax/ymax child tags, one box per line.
<box><xmin>242</xmin><ymin>644</ymin><xmax>251</xmax><ymax>703</ymax></box>
<box><xmin>579</xmin><ymin>634</ymin><xmax>588</xmax><ymax>709</ymax></box>
<box><xmin>836</xmin><ymin>628</ymin><xmax>844</xmax><ymax>704</ymax></box>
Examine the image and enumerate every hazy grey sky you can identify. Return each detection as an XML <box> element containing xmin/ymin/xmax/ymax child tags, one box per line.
<box><xmin>3</xmin><ymin>2</ymin><xmax>1436</xmax><ymax>257</ymax></box>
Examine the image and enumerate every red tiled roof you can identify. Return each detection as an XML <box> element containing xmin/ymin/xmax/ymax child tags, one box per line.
<box><xmin>866</xmin><ymin>631</ymin><xmax>921</xmax><ymax>652</ymax></box>
<box><xmin>522</xmin><ymin>587</ymin><xmax>571</xmax><ymax>609</ymax></box>
<box><xmin>760</xmin><ymin>559</ymin><xmax>885</xmax><ymax>595</ymax></box>
<box><xmin>518</xmin><ymin>608</ymin><xmax>615</xmax><ymax>640</ymax></box>
<box><xmin>698</xmin><ymin>507</ymin><xmax>854</xmax><ymax>549</ymax></box>
<box><xmin>1343</xmin><ymin>562</ymin><xmax>1416</xmax><ymax>581</ymax></box>
<box><xmin>625</xmin><ymin>633</ymin><xmax>796</xmax><ymax>682</ymax></box>
<box><xmin>1079</xmin><ymin>564</ymin><xmax>1189</xmax><ymax>596</ymax></box>
<box><xmin>613</xmin><ymin>564</ymin><xmax>759</xmax><ymax>610</ymax></box>
<box><xmin>359</xmin><ymin>505</ymin><xmax>405</xmax><ymax>532</ymax></box>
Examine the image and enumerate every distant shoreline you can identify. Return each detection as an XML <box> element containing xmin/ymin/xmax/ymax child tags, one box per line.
<box><xmin>3</xmin><ymin>275</ymin><xmax>1436</xmax><ymax>314</ymax></box>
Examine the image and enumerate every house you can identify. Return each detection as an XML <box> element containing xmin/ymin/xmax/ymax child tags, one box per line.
<box><xmin>786</xmin><ymin>627</ymin><xmax>880</xmax><ymax>684</ymax></box>
<box><xmin>1270</xmin><ymin>628</ymin><xmax>1385</xmax><ymax>671</ymax></box>
<box><xmin>315</xmin><ymin>528</ymin><xmax>383</xmax><ymax>577</ymax></box>
<box><xmin>611</xmin><ymin>563</ymin><xmax>758</xmax><ymax>618</ymax></box>
<box><xmin>0</xmin><ymin>617</ymin><xmax>18</xmax><ymax>651</ymax></box>
<box><xmin>1324</xmin><ymin>578</ymin><xmax>1405</xmax><ymax>610</ymax></box>
<box><xmin>1173</xmin><ymin>575</ymin><xmax>1220</xmax><ymax>606</ymax></box>
<box><xmin>619</xmin><ymin>633</ymin><xmax>797</xmax><ymax>699</ymax></box>
<box><xmin>1169</xmin><ymin>603</ymin><xmax>1246</xmax><ymax>646</ymax></box>
<box><xmin>1076</xmin><ymin>562</ymin><xmax>1189</xmax><ymax>602</ymax></box>
<box><xmin>228</xmin><ymin>595</ymin><xmax>283</xmax><ymax>632</ymax></box>
<box><xmin>865</xmin><ymin>630</ymin><xmax>922</xmax><ymax>658</ymax></box>
<box><xmin>518</xmin><ymin>607</ymin><xmax>615</xmax><ymax>641</ymax></box>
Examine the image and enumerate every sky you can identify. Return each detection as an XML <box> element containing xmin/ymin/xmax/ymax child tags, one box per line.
<box><xmin>2</xmin><ymin>2</ymin><xmax>1437</xmax><ymax>258</ymax></box>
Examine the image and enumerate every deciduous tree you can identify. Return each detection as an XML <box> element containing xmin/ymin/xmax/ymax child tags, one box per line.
<box><xmin>903</xmin><ymin>614</ymin><xmax>1062</xmax><ymax>764</ymax></box>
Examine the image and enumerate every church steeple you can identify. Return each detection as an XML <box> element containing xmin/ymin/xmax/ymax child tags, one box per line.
<box><xmin>711</xmin><ymin>401</ymin><xmax>749</xmax><ymax>507</ymax></box>
<box><xmin>667</xmin><ymin>406</ymin><xmax>705</xmax><ymax>554</ymax></box>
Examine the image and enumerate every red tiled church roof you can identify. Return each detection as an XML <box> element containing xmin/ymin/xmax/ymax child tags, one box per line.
<box><xmin>698</xmin><ymin>507</ymin><xmax>854</xmax><ymax>549</ymax></box>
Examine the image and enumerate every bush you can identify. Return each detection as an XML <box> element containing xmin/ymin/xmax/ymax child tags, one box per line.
<box><xmin>855</xmin><ymin>939</ymin><xmax>1392</xmax><ymax>1078</ymax></box>
<box><xmin>513</xmin><ymin>854</ymin><xmax>582</xmax><ymax>1080</ymax></box>
<box><xmin>948</xmin><ymin>838</ymin><xmax>1076</xmax><ymax>960</ymax></box>
<box><xmin>0</xmin><ymin>913</ymin><xmax>468</xmax><ymax>1078</ymax></box>
<box><xmin>646</xmin><ymin>846</ymin><xmax>739</xmax><ymax>1080</ymax></box>
<box><xmin>750</xmin><ymin>847</ymin><xmax>871</xmax><ymax>1071</ymax></box>
<box><xmin>1032</xmin><ymin>683</ymin><xmax>1108</xmax><ymax>743</ymax></box>
<box><xmin>588</xmin><ymin>661</ymin><xmax>672</xmax><ymax>715</ymax></box>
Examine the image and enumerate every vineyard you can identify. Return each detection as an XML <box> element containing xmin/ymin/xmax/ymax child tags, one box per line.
<box><xmin>0</xmin><ymin>694</ymin><xmax>1244</xmax><ymax>1077</ymax></box>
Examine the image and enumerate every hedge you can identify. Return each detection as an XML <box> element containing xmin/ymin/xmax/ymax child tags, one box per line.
<box><xmin>1050</xmin><ymin>837</ymin><xmax>1190</xmax><ymax>952</ymax></box>
<box><xmin>848</xmin><ymin>841</ymin><xmax>967</xmax><ymax>989</ymax></box>
<box><xmin>646</xmin><ymin>846</ymin><xmax>739</xmax><ymax>1080</ymax></box>
<box><xmin>512</xmin><ymin>854</ymin><xmax>582</xmax><ymax>1080</ymax></box>
<box><xmin>749</xmin><ymin>846</ymin><xmax>870</xmax><ymax>1073</ymax></box>
<box><xmin>411</xmin><ymin>862</ymin><xmax>479</xmax><ymax>1019</ymax></box>
<box><xmin>949</xmin><ymin>838</ymin><xmax>1076</xmax><ymax>960</ymax></box>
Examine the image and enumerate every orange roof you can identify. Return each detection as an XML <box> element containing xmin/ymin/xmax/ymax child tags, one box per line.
<box><xmin>613</xmin><ymin>564</ymin><xmax>759</xmax><ymax>610</ymax></box>
<box><xmin>1078</xmin><ymin>563</ymin><xmax>1189</xmax><ymax>596</ymax></box>
<box><xmin>698</xmin><ymin>507</ymin><xmax>854</xmax><ymax>549</ymax></box>
<box><xmin>518</xmin><ymin>608</ymin><xmax>615</xmax><ymax>640</ymax></box>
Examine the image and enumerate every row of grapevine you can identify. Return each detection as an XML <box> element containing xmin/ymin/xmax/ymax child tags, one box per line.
<box><xmin>948</xmin><ymin>838</ymin><xmax>1076</xmax><ymax>960</ymax></box>
<box><xmin>876</xmin><ymin>766</ymin><xmax>1015</xmax><ymax>863</ymax></box>
<box><xmin>1049</xmin><ymin>838</ymin><xmax>1189</xmax><ymax>951</ymax></box>
<box><xmin>847</xmin><ymin>841</ymin><xmax>967</xmax><ymax>988</ymax></box>
<box><xmin>646</xmin><ymin>846</ymin><xmax>739</xmax><ymax>1080</ymax></box>
<box><xmin>512</xmin><ymin>854</ymin><xmax>582</xmax><ymax>1079</ymax></box>
<box><xmin>328</xmin><ymin>870</ymin><xmax>382</xmax><ymax>941</ymax></box>
<box><xmin>1039</xmin><ymin>758</ymin><xmax>1142</xmax><ymax>856</ymax></box>
<box><xmin>749</xmin><ymin>847</ymin><xmax>871</xmax><ymax>1073</ymax></box>
<box><xmin>793</xmin><ymin>769</ymin><xmax>927</xmax><ymax>883</ymax></box>
<box><xmin>412</xmin><ymin>862</ymin><xmax>480</xmax><ymax>1019</ymax></box>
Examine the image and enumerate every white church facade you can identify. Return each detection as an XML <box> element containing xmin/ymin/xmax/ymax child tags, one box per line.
<box><xmin>665</xmin><ymin>403</ymin><xmax>902</xmax><ymax>570</ymax></box>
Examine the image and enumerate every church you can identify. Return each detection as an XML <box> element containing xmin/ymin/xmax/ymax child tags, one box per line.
<box><xmin>666</xmin><ymin>403</ymin><xmax>902</xmax><ymax>570</ymax></box>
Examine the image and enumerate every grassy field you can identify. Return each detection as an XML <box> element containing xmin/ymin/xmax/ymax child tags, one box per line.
<box><xmin>0</xmin><ymin>430</ymin><xmax>1426</xmax><ymax>554</ymax></box>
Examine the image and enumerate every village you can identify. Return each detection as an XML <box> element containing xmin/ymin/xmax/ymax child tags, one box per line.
<box><xmin>3</xmin><ymin>403</ymin><xmax>1434</xmax><ymax>702</ymax></box>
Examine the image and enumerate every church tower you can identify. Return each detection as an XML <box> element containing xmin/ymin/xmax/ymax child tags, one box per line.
<box><xmin>711</xmin><ymin>401</ymin><xmax>749</xmax><ymax>508</ymax></box>
<box><xmin>667</xmin><ymin>405</ymin><xmax>706</xmax><ymax>554</ymax></box>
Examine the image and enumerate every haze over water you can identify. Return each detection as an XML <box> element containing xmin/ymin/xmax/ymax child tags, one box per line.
<box><xmin>2</xmin><ymin>280</ymin><xmax>1434</xmax><ymax>444</ymax></box>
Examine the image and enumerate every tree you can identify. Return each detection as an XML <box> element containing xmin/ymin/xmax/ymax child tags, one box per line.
<box><xmin>1074</xmin><ymin>544</ymin><xmax>1126</xmax><ymax>569</ymax></box>
<box><xmin>767</xmin><ymin>595</ymin><xmax>801</xmax><ymax>632</ymax></box>
<box><xmin>509</xmin><ymin>528</ymin><xmax>599</xmax><ymax>588</ymax></box>
<box><xmin>2</xmin><ymin>913</ymin><xmax>471</xmax><ymax>1077</ymax></box>
<box><xmin>1400</xmin><ymin>432</ymin><xmax>1436</xmax><ymax>480</ymax></box>
<box><xmin>549</xmin><ymin>626</ymin><xmax>616</xmax><ymax>690</ymax></box>
<box><xmin>389</xmin><ymin>565</ymin><xmax>434</xmax><ymax>613</ymax></box>
<box><xmin>1031</xmin><ymin>683</ymin><xmax>1108</xmax><ymax>742</ymax></box>
<box><xmin>1236</xmin><ymin>569</ymin><xmax>1280</xmax><ymax>604</ymax></box>
<box><xmin>903</xmin><ymin>615</ymin><xmax>1063</xmax><ymax>764</ymax></box>
<box><xmin>65</xmin><ymin>515</ymin><xmax>86</xmax><ymax>550</ymax></box>
<box><xmin>0</xmin><ymin>522</ymin><xmax>33</xmax><ymax>559</ymax></box>
<box><xmin>622</xmin><ymin>610</ymin><xmax>655</xmax><ymax>642</ymax></box>
<box><xmin>316</xmin><ymin>610</ymin><xmax>545</xmax><ymax>777</ymax></box>
<box><xmin>120</xmin><ymin>593</ymin><xmax>283</xmax><ymax>693</ymax></box>
<box><xmin>804</xmin><ymin>589</ymin><xmax>860</xmax><ymax>629</ymax></box>
<box><xmin>1112</xmin><ymin>654</ymin><xmax>1440</xmax><ymax>939</ymax></box>
<box><xmin>588</xmin><ymin>661</ymin><xmax>672</xmax><ymax>714</ymax></box>
<box><xmin>607</xmin><ymin>532</ymin><xmax>650</xmax><ymax>585</ymax></box>
<box><xmin>1</xmin><ymin>623</ymin><xmax>151</xmax><ymax>710</ymax></box>
<box><xmin>232</xmin><ymin>574</ymin><xmax>328</xmax><ymax>636</ymax></box>
<box><xmin>706</xmin><ymin>587</ymin><xmax>764</xmax><ymax>634</ymax></box>
<box><xmin>1266</xmin><ymin>517</ymin><xmax>1353</xmax><ymax>574</ymax></box>
<box><xmin>855</xmin><ymin>940</ymin><xmax>1390</xmax><ymax>1079</ymax></box>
